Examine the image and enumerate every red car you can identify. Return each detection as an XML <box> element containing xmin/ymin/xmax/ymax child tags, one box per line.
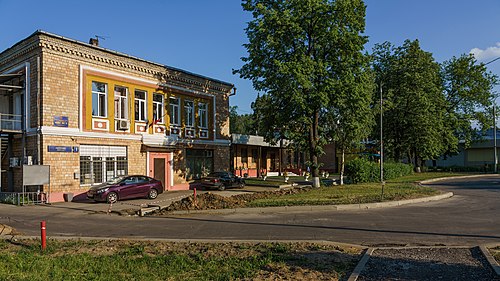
<box><xmin>86</xmin><ymin>175</ymin><xmax>163</xmax><ymax>203</ymax></box>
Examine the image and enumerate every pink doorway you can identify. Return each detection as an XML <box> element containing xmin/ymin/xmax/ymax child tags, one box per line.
<box><xmin>148</xmin><ymin>152</ymin><xmax>172</xmax><ymax>191</ymax></box>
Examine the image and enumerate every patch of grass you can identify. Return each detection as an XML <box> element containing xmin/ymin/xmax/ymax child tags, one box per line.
<box><xmin>491</xmin><ymin>247</ymin><xmax>500</xmax><ymax>263</ymax></box>
<box><xmin>0</xmin><ymin>240</ymin><xmax>361</xmax><ymax>281</ymax></box>
<box><xmin>386</xmin><ymin>172</ymin><xmax>468</xmax><ymax>183</ymax></box>
<box><xmin>247</xmin><ymin>182</ymin><xmax>439</xmax><ymax>207</ymax></box>
<box><xmin>244</xmin><ymin>178</ymin><xmax>284</xmax><ymax>187</ymax></box>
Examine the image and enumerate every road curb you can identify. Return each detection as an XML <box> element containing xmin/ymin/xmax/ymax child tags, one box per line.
<box><xmin>348</xmin><ymin>248</ymin><xmax>374</xmax><ymax>281</ymax></box>
<box><xmin>141</xmin><ymin>192</ymin><xmax>454</xmax><ymax>216</ymax></box>
<box><xmin>479</xmin><ymin>245</ymin><xmax>500</xmax><ymax>277</ymax></box>
<box><xmin>418</xmin><ymin>174</ymin><xmax>496</xmax><ymax>184</ymax></box>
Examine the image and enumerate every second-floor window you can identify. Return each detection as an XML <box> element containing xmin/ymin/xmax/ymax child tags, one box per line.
<box><xmin>153</xmin><ymin>93</ymin><xmax>164</xmax><ymax>123</ymax></box>
<box><xmin>114</xmin><ymin>86</ymin><xmax>128</xmax><ymax>120</ymax></box>
<box><xmin>198</xmin><ymin>102</ymin><xmax>208</xmax><ymax>128</ymax></box>
<box><xmin>169</xmin><ymin>97</ymin><xmax>180</xmax><ymax>126</ymax></box>
<box><xmin>92</xmin><ymin>81</ymin><xmax>107</xmax><ymax>117</ymax></box>
<box><xmin>184</xmin><ymin>100</ymin><xmax>194</xmax><ymax>127</ymax></box>
<box><xmin>134</xmin><ymin>90</ymin><xmax>147</xmax><ymax>122</ymax></box>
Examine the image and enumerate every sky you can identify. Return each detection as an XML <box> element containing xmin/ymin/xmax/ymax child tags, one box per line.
<box><xmin>1</xmin><ymin>0</ymin><xmax>500</xmax><ymax>114</ymax></box>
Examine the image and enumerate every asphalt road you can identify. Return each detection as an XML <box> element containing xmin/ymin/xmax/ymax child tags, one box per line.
<box><xmin>1</xmin><ymin>175</ymin><xmax>499</xmax><ymax>246</ymax></box>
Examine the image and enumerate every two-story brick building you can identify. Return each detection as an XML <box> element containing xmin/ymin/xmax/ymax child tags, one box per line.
<box><xmin>0</xmin><ymin>30</ymin><xmax>234</xmax><ymax>202</ymax></box>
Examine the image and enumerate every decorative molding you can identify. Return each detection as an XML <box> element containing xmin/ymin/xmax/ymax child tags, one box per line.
<box><xmin>38</xmin><ymin>126</ymin><xmax>142</xmax><ymax>141</ymax></box>
<box><xmin>92</xmin><ymin>118</ymin><xmax>109</xmax><ymax>131</ymax></box>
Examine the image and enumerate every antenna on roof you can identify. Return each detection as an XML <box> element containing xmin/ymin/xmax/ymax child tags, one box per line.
<box><xmin>89</xmin><ymin>35</ymin><xmax>110</xmax><ymax>46</ymax></box>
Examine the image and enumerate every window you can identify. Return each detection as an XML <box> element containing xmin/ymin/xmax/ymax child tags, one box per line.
<box><xmin>92</xmin><ymin>82</ymin><xmax>107</xmax><ymax>117</ymax></box>
<box><xmin>186</xmin><ymin>149</ymin><xmax>214</xmax><ymax>180</ymax></box>
<box><xmin>114</xmin><ymin>86</ymin><xmax>128</xmax><ymax>120</ymax></box>
<box><xmin>134</xmin><ymin>90</ymin><xmax>147</xmax><ymax>122</ymax></box>
<box><xmin>169</xmin><ymin>97</ymin><xmax>180</xmax><ymax>125</ymax></box>
<box><xmin>198</xmin><ymin>102</ymin><xmax>208</xmax><ymax>128</ymax></box>
<box><xmin>79</xmin><ymin>145</ymin><xmax>128</xmax><ymax>185</ymax></box>
<box><xmin>241</xmin><ymin>148</ymin><xmax>248</xmax><ymax>164</ymax></box>
<box><xmin>153</xmin><ymin>93</ymin><xmax>164</xmax><ymax>123</ymax></box>
<box><xmin>252</xmin><ymin>149</ymin><xmax>258</xmax><ymax>163</ymax></box>
<box><xmin>184</xmin><ymin>100</ymin><xmax>194</xmax><ymax>127</ymax></box>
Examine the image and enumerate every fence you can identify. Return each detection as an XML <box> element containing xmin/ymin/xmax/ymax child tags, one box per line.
<box><xmin>0</xmin><ymin>113</ymin><xmax>22</xmax><ymax>131</ymax></box>
<box><xmin>0</xmin><ymin>192</ymin><xmax>47</xmax><ymax>205</ymax></box>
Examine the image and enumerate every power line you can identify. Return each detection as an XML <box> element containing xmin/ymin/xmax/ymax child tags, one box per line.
<box><xmin>485</xmin><ymin>56</ymin><xmax>500</xmax><ymax>65</ymax></box>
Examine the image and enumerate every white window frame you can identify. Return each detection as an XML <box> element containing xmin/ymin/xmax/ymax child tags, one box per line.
<box><xmin>134</xmin><ymin>90</ymin><xmax>147</xmax><ymax>122</ymax></box>
<box><xmin>184</xmin><ymin>100</ymin><xmax>194</xmax><ymax>127</ymax></box>
<box><xmin>153</xmin><ymin>93</ymin><xmax>164</xmax><ymax>123</ymax></box>
<box><xmin>198</xmin><ymin>102</ymin><xmax>208</xmax><ymax>128</ymax></box>
<box><xmin>169</xmin><ymin>97</ymin><xmax>180</xmax><ymax>126</ymax></box>
<box><xmin>114</xmin><ymin>86</ymin><xmax>128</xmax><ymax>120</ymax></box>
<box><xmin>92</xmin><ymin>81</ymin><xmax>107</xmax><ymax>117</ymax></box>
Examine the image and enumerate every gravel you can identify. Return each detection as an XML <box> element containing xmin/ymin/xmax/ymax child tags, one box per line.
<box><xmin>357</xmin><ymin>247</ymin><xmax>499</xmax><ymax>281</ymax></box>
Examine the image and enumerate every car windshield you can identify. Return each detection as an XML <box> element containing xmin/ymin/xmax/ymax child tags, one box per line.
<box><xmin>105</xmin><ymin>176</ymin><xmax>126</xmax><ymax>184</ymax></box>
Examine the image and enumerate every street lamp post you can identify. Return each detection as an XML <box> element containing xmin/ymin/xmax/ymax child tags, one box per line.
<box><xmin>380</xmin><ymin>83</ymin><xmax>385</xmax><ymax>198</ymax></box>
<box><xmin>494</xmin><ymin>105</ymin><xmax>498</xmax><ymax>173</ymax></box>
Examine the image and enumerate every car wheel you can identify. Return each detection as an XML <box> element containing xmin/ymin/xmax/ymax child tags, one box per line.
<box><xmin>239</xmin><ymin>182</ymin><xmax>246</xmax><ymax>189</ymax></box>
<box><xmin>148</xmin><ymin>188</ymin><xmax>158</xmax><ymax>199</ymax></box>
<box><xmin>218</xmin><ymin>184</ymin><xmax>226</xmax><ymax>191</ymax></box>
<box><xmin>106</xmin><ymin>192</ymin><xmax>118</xmax><ymax>204</ymax></box>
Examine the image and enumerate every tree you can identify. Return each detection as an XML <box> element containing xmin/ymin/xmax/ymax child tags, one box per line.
<box><xmin>441</xmin><ymin>54</ymin><xmax>498</xmax><ymax>152</ymax></box>
<box><xmin>229</xmin><ymin>106</ymin><xmax>255</xmax><ymax>135</ymax></box>
<box><xmin>372</xmin><ymin>41</ymin><xmax>498</xmax><ymax>169</ymax></box>
<box><xmin>372</xmin><ymin>40</ymin><xmax>447</xmax><ymax>168</ymax></box>
<box><xmin>235</xmin><ymin>0</ymin><xmax>370</xmax><ymax>187</ymax></box>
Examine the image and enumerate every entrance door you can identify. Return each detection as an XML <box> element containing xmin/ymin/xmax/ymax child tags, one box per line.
<box><xmin>154</xmin><ymin>158</ymin><xmax>166</xmax><ymax>189</ymax></box>
<box><xmin>148</xmin><ymin>152</ymin><xmax>172</xmax><ymax>190</ymax></box>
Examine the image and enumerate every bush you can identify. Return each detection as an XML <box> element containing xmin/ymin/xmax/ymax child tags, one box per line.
<box><xmin>344</xmin><ymin>158</ymin><xmax>378</xmax><ymax>183</ymax></box>
<box><xmin>345</xmin><ymin>158</ymin><xmax>413</xmax><ymax>184</ymax></box>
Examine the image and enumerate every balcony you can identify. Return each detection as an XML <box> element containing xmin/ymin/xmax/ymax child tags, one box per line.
<box><xmin>0</xmin><ymin>113</ymin><xmax>22</xmax><ymax>133</ymax></box>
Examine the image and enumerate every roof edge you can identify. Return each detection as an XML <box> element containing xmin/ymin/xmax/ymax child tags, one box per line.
<box><xmin>1</xmin><ymin>30</ymin><xmax>234</xmax><ymax>88</ymax></box>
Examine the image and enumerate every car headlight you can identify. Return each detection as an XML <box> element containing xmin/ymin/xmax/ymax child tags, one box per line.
<box><xmin>96</xmin><ymin>188</ymin><xmax>109</xmax><ymax>194</ymax></box>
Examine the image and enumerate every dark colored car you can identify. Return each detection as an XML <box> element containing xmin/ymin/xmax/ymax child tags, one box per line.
<box><xmin>200</xmin><ymin>171</ymin><xmax>245</xmax><ymax>191</ymax></box>
<box><xmin>86</xmin><ymin>175</ymin><xmax>163</xmax><ymax>203</ymax></box>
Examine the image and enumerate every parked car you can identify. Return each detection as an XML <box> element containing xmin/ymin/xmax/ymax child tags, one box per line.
<box><xmin>86</xmin><ymin>175</ymin><xmax>163</xmax><ymax>203</ymax></box>
<box><xmin>200</xmin><ymin>171</ymin><xmax>245</xmax><ymax>191</ymax></box>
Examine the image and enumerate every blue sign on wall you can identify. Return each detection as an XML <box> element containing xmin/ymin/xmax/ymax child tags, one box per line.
<box><xmin>48</xmin><ymin>146</ymin><xmax>72</xmax><ymax>152</ymax></box>
<box><xmin>53</xmin><ymin>116</ymin><xmax>69</xmax><ymax>127</ymax></box>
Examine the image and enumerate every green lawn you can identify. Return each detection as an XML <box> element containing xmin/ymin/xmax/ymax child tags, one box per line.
<box><xmin>246</xmin><ymin>172</ymin><xmax>468</xmax><ymax>208</ymax></box>
<box><xmin>386</xmin><ymin>172</ymin><xmax>467</xmax><ymax>183</ymax></box>
<box><xmin>0</xmin><ymin>239</ymin><xmax>361</xmax><ymax>281</ymax></box>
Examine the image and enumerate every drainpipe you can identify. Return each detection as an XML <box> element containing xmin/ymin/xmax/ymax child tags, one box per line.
<box><xmin>37</xmin><ymin>56</ymin><xmax>41</xmax><ymax>165</ymax></box>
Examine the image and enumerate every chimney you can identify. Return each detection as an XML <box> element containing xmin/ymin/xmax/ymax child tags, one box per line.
<box><xmin>89</xmin><ymin>38</ymin><xmax>99</xmax><ymax>46</ymax></box>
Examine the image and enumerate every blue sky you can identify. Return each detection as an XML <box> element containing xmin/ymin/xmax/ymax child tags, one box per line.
<box><xmin>1</xmin><ymin>0</ymin><xmax>500</xmax><ymax>114</ymax></box>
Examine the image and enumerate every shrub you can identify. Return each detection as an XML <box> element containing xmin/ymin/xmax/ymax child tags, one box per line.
<box><xmin>345</xmin><ymin>158</ymin><xmax>413</xmax><ymax>184</ymax></box>
<box><xmin>344</xmin><ymin>158</ymin><xmax>378</xmax><ymax>183</ymax></box>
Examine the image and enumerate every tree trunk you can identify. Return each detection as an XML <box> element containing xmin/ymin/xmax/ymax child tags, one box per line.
<box><xmin>340</xmin><ymin>148</ymin><xmax>345</xmax><ymax>185</ymax></box>
<box><xmin>309</xmin><ymin>110</ymin><xmax>321</xmax><ymax>188</ymax></box>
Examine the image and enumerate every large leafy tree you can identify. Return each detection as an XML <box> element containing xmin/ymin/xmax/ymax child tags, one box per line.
<box><xmin>230</xmin><ymin>106</ymin><xmax>256</xmax><ymax>135</ymax></box>
<box><xmin>373</xmin><ymin>41</ymin><xmax>498</xmax><ymax>169</ymax></box>
<box><xmin>441</xmin><ymin>54</ymin><xmax>498</xmax><ymax>151</ymax></box>
<box><xmin>235</xmin><ymin>0</ymin><xmax>370</xmax><ymax>186</ymax></box>
<box><xmin>372</xmin><ymin>40</ymin><xmax>447</xmax><ymax>168</ymax></box>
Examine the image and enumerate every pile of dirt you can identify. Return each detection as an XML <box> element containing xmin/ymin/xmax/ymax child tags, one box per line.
<box><xmin>158</xmin><ymin>187</ymin><xmax>309</xmax><ymax>214</ymax></box>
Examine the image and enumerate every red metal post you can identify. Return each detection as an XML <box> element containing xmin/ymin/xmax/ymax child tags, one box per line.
<box><xmin>40</xmin><ymin>221</ymin><xmax>46</xmax><ymax>250</ymax></box>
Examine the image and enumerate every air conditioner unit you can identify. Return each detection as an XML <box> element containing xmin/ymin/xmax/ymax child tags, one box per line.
<box><xmin>117</xmin><ymin>120</ymin><xmax>129</xmax><ymax>130</ymax></box>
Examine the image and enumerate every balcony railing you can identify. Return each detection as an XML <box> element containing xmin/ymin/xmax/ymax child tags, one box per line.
<box><xmin>0</xmin><ymin>113</ymin><xmax>22</xmax><ymax>132</ymax></box>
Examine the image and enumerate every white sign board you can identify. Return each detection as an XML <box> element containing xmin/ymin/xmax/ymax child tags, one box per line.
<box><xmin>23</xmin><ymin>165</ymin><xmax>50</xmax><ymax>185</ymax></box>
